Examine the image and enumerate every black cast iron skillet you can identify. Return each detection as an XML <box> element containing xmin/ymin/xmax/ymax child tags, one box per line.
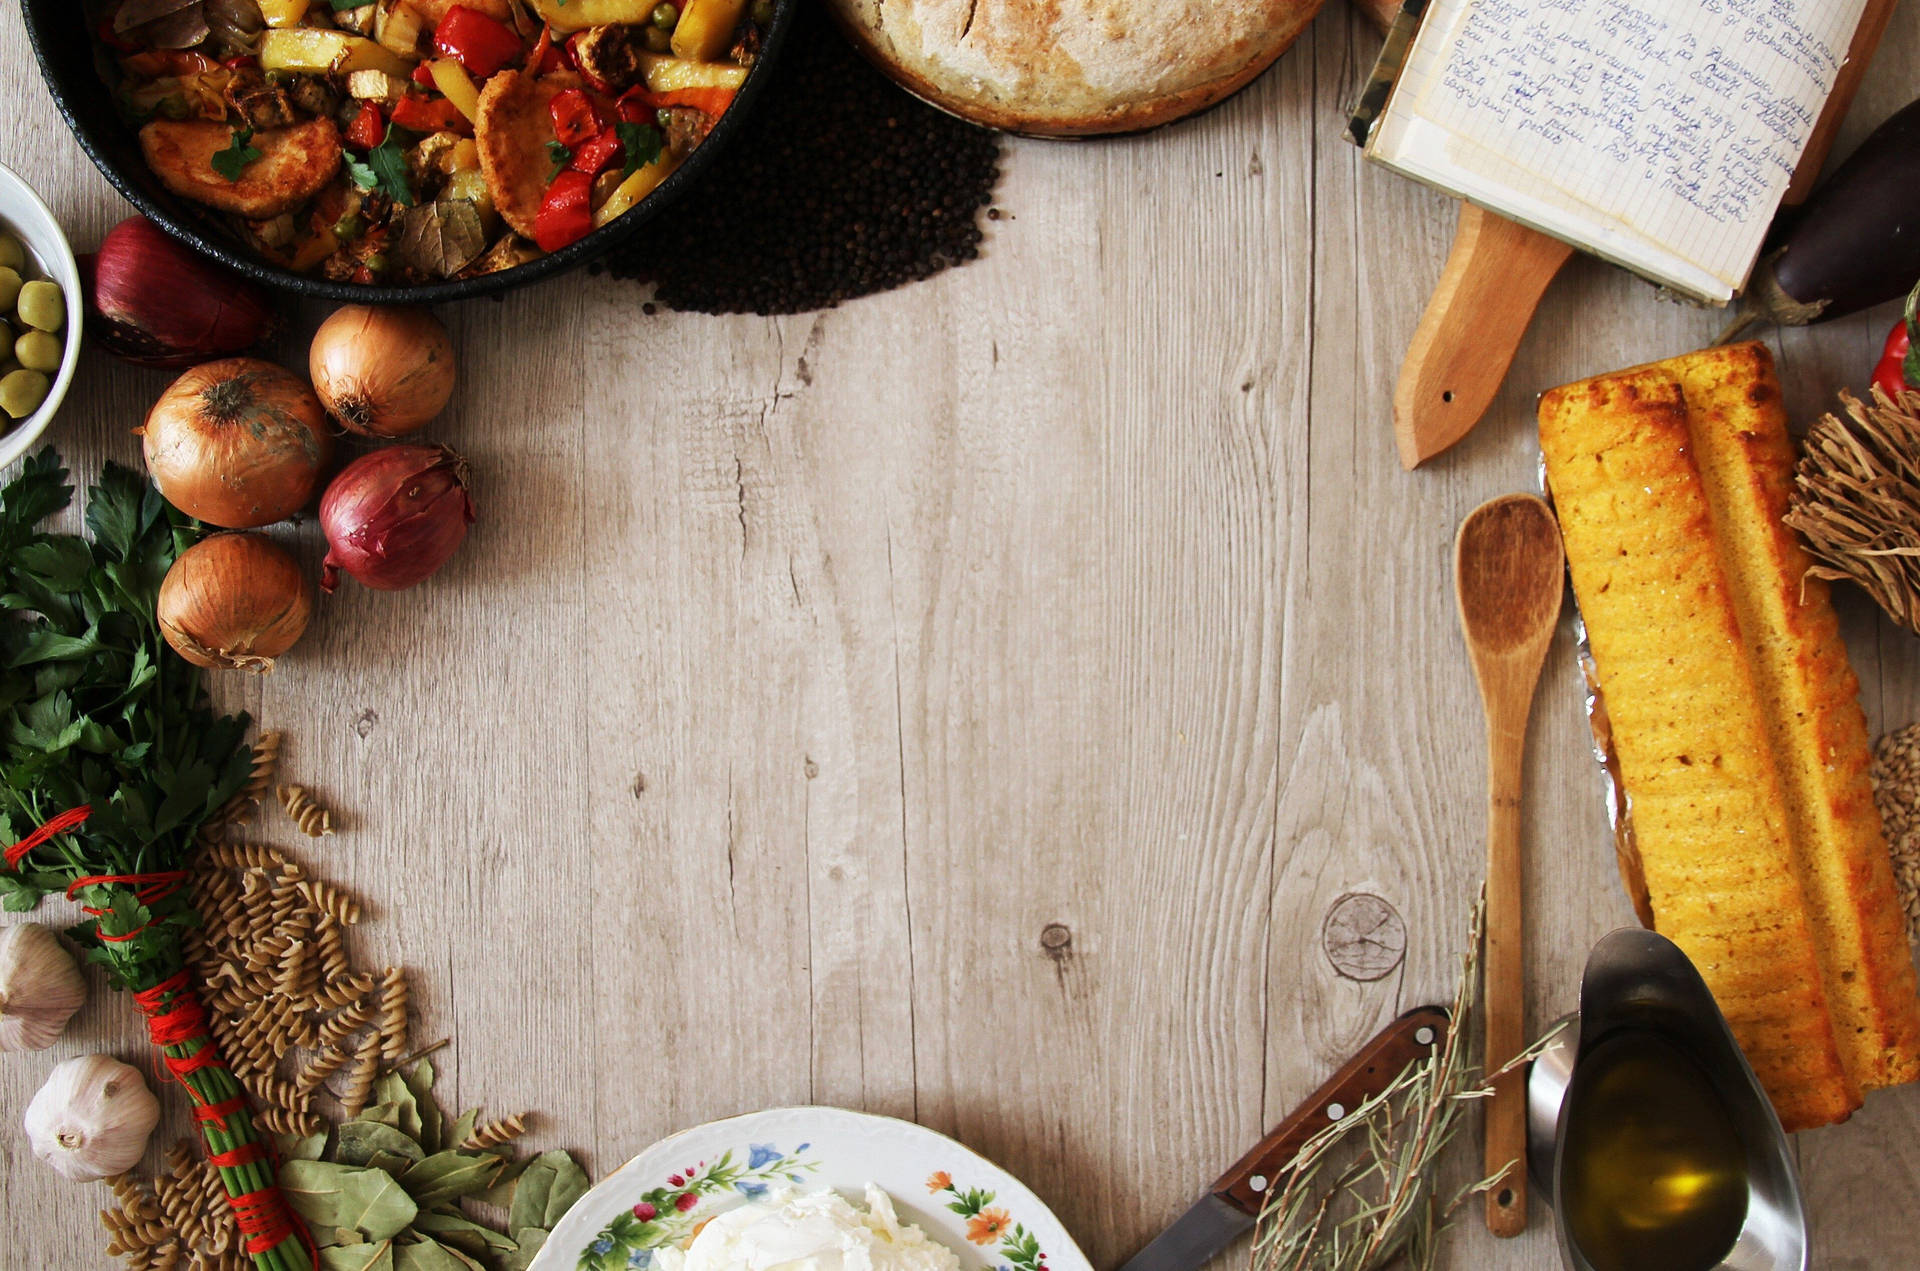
<box><xmin>21</xmin><ymin>0</ymin><xmax>796</xmax><ymax>304</ymax></box>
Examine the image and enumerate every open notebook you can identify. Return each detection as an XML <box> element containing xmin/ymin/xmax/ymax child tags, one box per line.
<box><xmin>1352</xmin><ymin>0</ymin><xmax>1870</xmax><ymax>303</ymax></box>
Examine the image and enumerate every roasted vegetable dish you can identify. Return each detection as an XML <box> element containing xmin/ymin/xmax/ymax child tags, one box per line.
<box><xmin>92</xmin><ymin>0</ymin><xmax>769</xmax><ymax>285</ymax></box>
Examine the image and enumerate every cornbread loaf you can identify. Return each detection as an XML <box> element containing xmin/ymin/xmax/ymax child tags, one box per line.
<box><xmin>1677</xmin><ymin>346</ymin><xmax>1920</xmax><ymax>1094</ymax></box>
<box><xmin>824</xmin><ymin>0</ymin><xmax>1325</xmax><ymax>136</ymax></box>
<box><xmin>1539</xmin><ymin>351</ymin><xmax>1858</xmax><ymax>1131</ymax></box>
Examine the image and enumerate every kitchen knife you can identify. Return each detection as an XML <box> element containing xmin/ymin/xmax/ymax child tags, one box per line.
<box><xmin>1117</xmin><ymin>1005</ymin><xmax>1450</xmax><ymax>1271</ymax></box>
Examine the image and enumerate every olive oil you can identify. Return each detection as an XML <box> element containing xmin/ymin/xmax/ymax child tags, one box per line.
<box><xmin>1560</xmin><ymin>1032</ymin><xmax>1749</xmax><ymax>1271</ymax></box>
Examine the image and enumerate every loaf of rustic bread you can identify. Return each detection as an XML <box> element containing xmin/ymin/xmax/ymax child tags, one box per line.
<box><xmin>1541</xmin><ymin>343</ymin><xmax>1920</xmax><ymax>1130</ymax></box>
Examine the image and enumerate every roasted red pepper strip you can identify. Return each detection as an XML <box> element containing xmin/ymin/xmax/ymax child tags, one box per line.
<box><xmin>346</xmin><ymin>101</ymin><xmax>387</xmax><ymax>150</ymax></box>
<box><xmin>412</xmin><ymin>62</ymin><xmax>437</xmax><ymax>86</ymax></box>
<box><xmin>431</xmin><ymin>5</ymin><xmax>524</xmax><ymax>78</ymax></box>
<box><xmin>391</xmin><ymin>94</ymin><xmax>473</xmax><ymax>136</ymax></box>
<box><xmin>568</xmin><ymin>129</ymin><xmax>624</xmax><ymax>176</ymax></box>
<box><xmin>548</xmin><ymin>87</ymin><xmax>602</xmax><ymax>148</ymax></box>
<box><xmin>617</xmin><ymin>86</ymin><xmax>737</xmax><ymax>123</ymax></box>
<box><xmin>534</xmin><ymin>170</ymin><xmax>594</xmax><ymax>252</ymax></box>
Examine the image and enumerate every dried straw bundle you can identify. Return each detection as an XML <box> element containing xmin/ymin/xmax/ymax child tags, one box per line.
<box><xmin>1785</xmin><ymin>387</ymin><xmax>1920</xmax><ymax>633</ymax></box>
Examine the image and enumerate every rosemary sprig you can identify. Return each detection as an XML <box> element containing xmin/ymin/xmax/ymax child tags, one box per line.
<box><xmin>1251</xmin><ymin>895</ymin><xmax>1562</xmax><ymax>1271</ymax></box>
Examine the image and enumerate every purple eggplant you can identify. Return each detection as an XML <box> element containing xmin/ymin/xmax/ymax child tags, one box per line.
<box><xmin>1728</xmin><ymin>96</ymin><xmax>1920</xmax><ymax>337</ymax></box>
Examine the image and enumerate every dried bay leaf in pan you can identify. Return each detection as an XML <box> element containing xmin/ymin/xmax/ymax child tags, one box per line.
<box><xmin>338</xmin><ymin>1120</ymin><xmax>428</xmax><ymax>1167</ymax></box>
<box><xmin>281</xmin><ymin>1160</ymin><xmax>420</xmax><ymax>1243</ymax></box>
<box><xmin>397</xmin><ymin>203</ymin><xmax>488</xmax><ymax>280</ymax></box>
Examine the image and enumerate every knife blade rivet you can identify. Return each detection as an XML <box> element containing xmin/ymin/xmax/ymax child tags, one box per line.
<box><xmin>1326</xmin><ymin>1102</ymin><xmax>1347</xmax><ymax>1120</ymax></box>
<box><xmin>1248</xmin><ymin>1174</ymin><xmax>1268</xmax><ymax>1193</ymax></box>
<box><xmin>1415</xmin><ymin>1026</ymin><xmax>1436</xmax><ymax>1045</ymax></box>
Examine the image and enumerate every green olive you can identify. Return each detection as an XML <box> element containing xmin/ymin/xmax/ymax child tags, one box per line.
<box><xmin>751</xmin><ymin>0</ymin><xmax>775</xmax><ymax>24</ymax></box>
<box><xmin>0</xmin><ymin>368</ymin><xmax>48</xmax><ymax>419</ymax></box>
<box><xmin>651</xmin><ymin>2</ymin><xmax>679</xmax><ymax>27</ymax></box>
<box><xmin>0</xmin><ymin>267</ymin><xmax>22</xmax><ymax>314</ymax></box>
<box><xmin>16</xmin><ymin>280</ymin><xmax>64</xmax><ymax>332</ymax></box>
<box><xmin>643</xmin><ymin>24</ymin><xmax>673</xmax><ymax>51</ymax></box>
<box><xmin>15</xmin><ymin>330</ymin><xmax>60</xmax><ymax>374</ymax></box>
<box><xmin>0</xmin><ymin>234</ymin><xmax>24</xmax><ymax>273</ymax></box>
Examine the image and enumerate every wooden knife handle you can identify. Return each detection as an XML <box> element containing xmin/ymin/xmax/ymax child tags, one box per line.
<box><xmin>1209</xmin><ymin>1006</ymin><xmax>1450</xmax><ymax>1216</ymax></box>
<box><xmin>1392</xmin><ymin>205</ymin><xmax>1574</xmax><ymax>471</ymax></box>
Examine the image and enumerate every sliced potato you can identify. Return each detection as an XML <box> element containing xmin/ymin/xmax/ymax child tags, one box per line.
<box><xmin>336</xmin><ymin>4</ymin><xmax>378</xmax><ymax>35</ymax></box>
<box><xmin>474</xmin><ymin>70</ymin><xmax>570</xmax><ymax>239</ymax></box>
<box><xmin>527</xmin><ymin>0</ymin><xmax>655</xmax><ymax>31</ymax></box>
<box><xmin>446</xmin><ymin>138</ymin><xmax>481</xmax><ymax>171</ymax></box>
<box><xmin>637</xmin><ymin>52</ymin><xmax>748</xmax><ymax>92</ymax></box>
<box><xmin>670</xmin><ymin>0</ymin><xmax>747</xmax><ymax>61</ymax></box>
<box><xmin>428</xmin><ymin>59</ymin><xmax>482</xmax><ymax>122</ymax></box>
<box><xmin>347</xmin><ymin>69</ymin><xmax>409</xmax><ymax>103</ymax></box>
<box><xmin>592</xmin><ymin>153</ymin><xmax>681</xmax><ymax>227</ymax></box>
<box><xmin>259</xmin><ymin>28</ymin><xmax>414</xmax><ymax>78</ymax></box>
<box><xmin>375</xmin><ymin>1</ymin><xmax>428</xmax><ymax>58</ymax></box>
<box><xmin>139</xmin><ymin>118</ymin><xmax>343</xmax><ymax>218</ymax></box>
<box><xmin>256</xmin><ymin>0</ymin><xmax>310</xmax><ymax>26</ymax></box>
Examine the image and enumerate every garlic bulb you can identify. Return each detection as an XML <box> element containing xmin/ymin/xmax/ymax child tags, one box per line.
<box><xmin>0</xmin><ymin>923</ymin><xmax>87</xmax><ymax>1051</ymax></box>
<box><xmin>24</xmin><ymin>1055</ymin><xmax>161</xmax><ymax>1181</ymax></box>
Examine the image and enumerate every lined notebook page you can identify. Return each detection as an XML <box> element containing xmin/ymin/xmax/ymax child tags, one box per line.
<box><xmin>1378</xmin><ymin>0</ymin><xmax>1865</xmax><ymax>296</ymax></box>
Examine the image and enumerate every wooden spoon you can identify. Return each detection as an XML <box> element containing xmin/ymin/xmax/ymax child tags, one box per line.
<box><xmin>1454</xmin><ymin>493</ymin><xmax>1564</xmax><ymax>1238</ymax></box>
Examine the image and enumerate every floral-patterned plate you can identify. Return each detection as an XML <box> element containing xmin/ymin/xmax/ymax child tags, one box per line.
<box><xmin>535</xmin><ymin>1106</ymin><xmax>1094</xmax><ymax>1271</ymax></box>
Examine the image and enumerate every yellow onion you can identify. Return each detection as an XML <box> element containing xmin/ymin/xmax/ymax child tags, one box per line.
<box><xmin>309</xmin><ymin>305</ymin><xmax>457</xmax><ymax>437</ymax></box>
<box><xmin>158</xmin><ymin>533</ymin><xmax>312</xmax><ymax>671</ymax></box>
<box><xmin>140</xmin><ymin>358</ymin><xmax>332</xmax><ymax>528</ymax></box>
<box><xmin>320</xmin><ymin>445</ymin><xmax>475</xmax><ymax>592</ymax></box>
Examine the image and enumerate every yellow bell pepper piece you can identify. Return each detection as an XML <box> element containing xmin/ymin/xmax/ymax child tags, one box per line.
<box><xmin>670</xmin><ymin>0</ymin><xmax>749</xmax><ymax>61</ymax></box>
<box><xmin>527</xmin><ymin>0</ymin><xmax>655</xmax><ymax>32</ymax></box>
<box><xmin>593</xmin><ymin>153</ymin><xmax>683</xmax><ymax>228</ymax></box>
<box><xmin>427</xmin><ymin>60</ymin><xmax>482</xmax><ymax>122</ymax></box>
<box><xmin>637</xmin><ymin>52</ymin><xmax>749</xmax><ymax>93</ymax></box>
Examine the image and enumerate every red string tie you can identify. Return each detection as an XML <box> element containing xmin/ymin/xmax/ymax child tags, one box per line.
<box><xmin>5</xmin><ymin>805</ymin><xmax>91</xmax><ymax>868</ymax></box>
<box><xmin>229</xmin><ymin>1187</ymin><xmax>300</xmax><ymax>1256</ymax></box>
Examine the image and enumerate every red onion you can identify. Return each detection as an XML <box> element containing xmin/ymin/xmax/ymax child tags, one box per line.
<box><xmin>320</xmin><ymin>445</ymin><xmax>476</xmax><ymax>593</ymax></box>
<box><xmin>83</xmin><ymin>217</ymin><xmax>277</xmax><ymax>368</ymax></box>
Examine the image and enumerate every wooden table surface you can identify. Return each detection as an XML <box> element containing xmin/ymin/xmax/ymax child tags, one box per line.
<box><xmin>6</xmin><ymin>6</ymin><xmax>1920</xmax><ymax>1269</ymax></box>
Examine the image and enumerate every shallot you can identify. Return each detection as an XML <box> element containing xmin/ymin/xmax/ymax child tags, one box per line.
<box><xmin>320</xmin><ymin>445</ymin><xmax>475</xmax><ymax>592</ymax></box>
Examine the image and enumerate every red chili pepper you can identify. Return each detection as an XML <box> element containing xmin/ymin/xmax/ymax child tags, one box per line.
<box><xmin>431</xmin><ymin>5</ymin><xmax>524</xmax><ymax>78</ymax></box>
<box><xmin>346</xmin><ymin>101</ymin><xmax>386</xmax><ymax>150</ymax></box>
<box><xmin>222</xmin><ymin>55</ymin><xmax>256</xmax><ymax>71</ymax></box>
<box><xmin>1873</xmin><ymin>322</ymin><xmax>1913</xmax><ymax>398</ymax></box>
<box><xmin>568</xmin><ymin>129</ymin><xmax>623</xmax><ymax>176</ymax></box>
<box><xmin>390</xmin><ymin>94</ymin><xmax>473</xmax><ymax>136</ymax></box>
<box><xmin>412</xmin><ymin>62</ymin><xmax>437</xmax><ymax>86</ymax></box>
<box><xmin>534</xmin><ymin>170</ymin><xmax>594</xmax><ymax>252</ymax></box>
<box><xmin>548</xmin><ymin>88</ymin><xmax>601</xmax><ymax>148</ymax></box>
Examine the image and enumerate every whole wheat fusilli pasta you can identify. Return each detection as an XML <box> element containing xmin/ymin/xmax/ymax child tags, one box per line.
<box><xmin>277</xmin><ymin>784</ymin><xmax>335</xmax><ymax>837</ymax></box>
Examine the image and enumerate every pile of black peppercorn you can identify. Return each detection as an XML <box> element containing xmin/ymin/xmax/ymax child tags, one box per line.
<box><xmin>599</xmin><ymin>4</ymin><xmax>1003</xmax><ymax>315</ymax></box>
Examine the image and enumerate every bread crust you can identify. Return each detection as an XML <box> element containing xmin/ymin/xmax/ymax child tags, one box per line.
<box><xmin>825</xmin><ymin>0</ymin><xmax>1325</xmax><ymax>136</ymax></box>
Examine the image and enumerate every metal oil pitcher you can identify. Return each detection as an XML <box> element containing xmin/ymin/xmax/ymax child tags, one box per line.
<box><xmin>1526</xmin><ymin>928</ymin><xmax>1809</xmax><ymax>1271</ymax></box>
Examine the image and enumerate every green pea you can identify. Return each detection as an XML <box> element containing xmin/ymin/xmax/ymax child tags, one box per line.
<box><xmin>0</xmin><ymin>234</ymin><xmax>23</xmax><ymax>273</ymax></box>
<box><xmin>751</xmin><ymin>0</ymin><xmax>775</xmax><ymax>24</ymax></box>
<box><xmin>363</xmin><ymin>252</ymin><xmax>389</xmax><ymax>274</ymax></box>
<box><xmin>17</xmin><ymin>280</ymin><xmax>64</xmax><ymax>332</ymax></box>
<box><xmin>0</xmin><ymin>368</ymin><xmax>48</xmax><ymax>419</ymax></box>
<box><xmin>333</xmin><ymin>211</ymin><xmax>365</xmax><ymax>241</ymax></box>
<box><xmin>651</xmin><ymin>2</ymin><xmax>679</xmax><ymax>28</ymax></box>
<box><xmin>15</xmin><ymin>330</ymin><xmax>60</xmax><ymax>374</ymax></box>
<box><xmin>158</xmin><ymin>95</ymin><xmax>191</xmax><ymax>121</ymax></box>
<box><xmin>643</xmin><ymin>24</ymin><xmax>672</xmax><ymax>51</ymax></box>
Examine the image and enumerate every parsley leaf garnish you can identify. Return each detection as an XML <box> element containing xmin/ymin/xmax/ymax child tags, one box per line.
<box><xmin>615</xmin><ymin>122</ymin><xmax>663</xmax><ymax>177</ymax></box>
<box><xmin>329</xmin><ymin>0</ymin><xmax>367</xmax><ymax>9</ymax></box>
<box><xmin>344</xmin><ymin>125</ymin><xmax>415</xmax><ymax>207</ymax></box>
<box><xmin>546</xmin><ymin>140</ymin><xmax>573</xmax><ymax>180</ymax></box>
<box><xmin>210</xmin><ymin>126</ymin><xmax>262</xmax><ymax>182</ymax></box>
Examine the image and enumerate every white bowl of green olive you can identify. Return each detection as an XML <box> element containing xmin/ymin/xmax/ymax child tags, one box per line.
<box><xmin>0</xmin><ymin>162</ymin><xmax>80</xmax><ymax>472</ymax></box>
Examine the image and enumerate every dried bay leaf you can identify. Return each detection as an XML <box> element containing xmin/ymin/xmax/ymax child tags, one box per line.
<box><xmin>281</xmin><ymin>1160</ymin><xmax>420</xmax><ymax>1243</ymax></box>
<box><xmin>470</xmin><ymin>1151</ymin><xmax>530</xmax><ymax>1209</ymax></box>
<box><xmin>396</xmin><ymin>201</ymin><xmax>487</xmax><ymax>279</ymax></box>
<box><xmin>500</xmin><ymin>1228</ymin><xmax>548</xmax><ymax>1271</ymax></box>
<box><xmin>359</xmin><ymin>1101</ymin><xmax>409</xmax><ymax>1133</ymax></box>
<box><xmin>448</xmin><ymin>1107</ymin><xmax>479</xmax><ymax>1152</ymax></box>
<box><xmin>374</xmin><ymin>1074</ymin><xmax>425</xmax><ymax>1142</ymax></box>
<box><xmin>339</xmin><ymin>1120</ymin><xmax>428</xmax><ymax>1167</ymax></box>
<box><xmin>393</xmin><ymin>1236</ymin><xmax>478</xmax><ymax>1271</ymax></box>
<box><xmin>412</xmin><ymin>1210</ymin><xmax>517</xmax><ymax>1257</ymax></box>
<box><xmin>321</xmin><ymin>1241</ymin><xmax>396</xmax><ymax>1271</ymax></box>
<box><xmin>402</xmin><ymin>1060</ymin><xmax>445</xmax><ymax>1154</ymax></box>
<box><xmin>403</xmin><ymin>1150</ymin><xmax>506</xmax><ymax>1207</ymax></box>
<box><xmin>543</xmin><ymin>1152</ymin><xmax>590</xmax><ymax>1227</ymax></box>
<box><xmin>366</xmin><ymin>1150</ymin><xmax>418</xmax><ymax>1177</ymax></box>
<box><xmin>280</xmin><ymin>1130</ymin><xmax>331</xmax><ymax>1161</ymax></box>
<box><xmin>507</xmin><ymin>1157</ymin><xmax>556</xmax><ymax>1236</ymax></box>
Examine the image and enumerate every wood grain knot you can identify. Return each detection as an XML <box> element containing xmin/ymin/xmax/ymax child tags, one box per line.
<box><xmin>1321</xmin><ymin>893</ymin><xmax>1406</xmax><ymax>982</ymax></box>
<box><xmin>354</xmin><ymin>708</ymin><xmax>378</xmax><ymax>738</ymax></box>
<box><xmin>631</xmin><ymin>773</ymin><xmax>648</xmax><ymax>798</ymax></box>
<box><xmin>1039</xmin><ymin>923</ymin><xmax>1073</xmax><ymax>958</ymax></box>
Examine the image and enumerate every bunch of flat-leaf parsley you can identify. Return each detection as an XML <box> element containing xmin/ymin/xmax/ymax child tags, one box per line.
<box><xmin>0</xmin><ymin>450</ymin><xmax>313</xmax><ymax>1271</ymax></box>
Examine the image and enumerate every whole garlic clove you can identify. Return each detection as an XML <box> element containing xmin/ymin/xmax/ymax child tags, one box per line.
<box><xmin>24</xmin><ymin>1055</ymin><xmax>161</xmax><ymax>1181</ymax></box>
<box><xmin>0</xmin><ymin>923</ymin><xmax>87</xmax><ymax>1052</ymax></box>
